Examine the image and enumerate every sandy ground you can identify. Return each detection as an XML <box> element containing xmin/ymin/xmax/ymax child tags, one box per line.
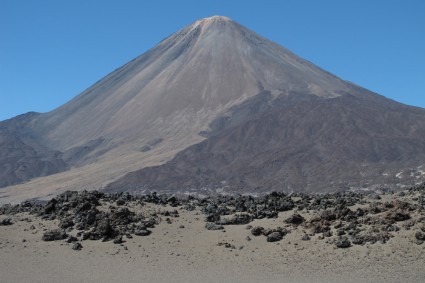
<box><xmin>1</xmin><ymin>201</ymin><xmax>424</xmax><ymax>283</ymax></box>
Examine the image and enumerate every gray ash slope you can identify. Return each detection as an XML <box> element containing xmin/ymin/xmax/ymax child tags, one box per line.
<box><xmin>107</xmin><ymin>87</ymin><xmax>425</xmax><ymax>193</ymax></box>
<box><xmin>0</xmin><ymin>113</ymin><xmax>67</xmax><ymax>188</ymax></box>
<box><xmin>1</xmin><ymin>16</ymin><xmax>425</xmax><ymax>195</ymax></box>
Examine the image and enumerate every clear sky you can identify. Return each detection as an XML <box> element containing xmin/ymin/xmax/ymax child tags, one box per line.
<box><xmin>1</xmin><ymin>0</ymin><xmax>424</xmax><ymax>121</ymax></box>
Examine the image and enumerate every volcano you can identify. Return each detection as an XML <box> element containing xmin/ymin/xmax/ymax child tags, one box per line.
<box><xmin>1</xmin><ymin>16</ymin><xmax>425</xmax><ymax>201</ymax></box>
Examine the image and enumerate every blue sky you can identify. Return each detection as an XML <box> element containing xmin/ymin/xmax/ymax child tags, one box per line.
<box><xmin>1</xmin><ymin>0</ymin><xmax>424</xmax><ymax>121</ymax></box>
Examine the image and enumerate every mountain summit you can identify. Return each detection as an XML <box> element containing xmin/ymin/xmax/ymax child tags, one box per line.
<box><xmin>1</xmin><ymin>16</ymin><xmax>425</xmax><ymax>202</ymax></box>
<box><xmin>35</xmin><ymin>15</ymin><xmax>349</xmax><ymax>149</ymax></box>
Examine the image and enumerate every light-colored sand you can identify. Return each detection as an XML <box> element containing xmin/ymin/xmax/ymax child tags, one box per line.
<box><xmin>1</xmin><ymin>202</ymin><xmax>424</xmax><ymax>283</ymax></box>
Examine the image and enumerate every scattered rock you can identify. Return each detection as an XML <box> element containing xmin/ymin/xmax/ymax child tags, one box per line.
<box><xmin>334</xmin><ymin>221</ymin><xmax>343</xmax><ymax>229</ymax></box>
<box><xmin>135</xmin><ymin>229</ymin><xmax>151</xmax><ymax>236</ymax></box>
<box><xmin>217</xmin><ymin>242</ymin><xmax>236</xmax><ymax>249</ymax></box>
<box><xmin>1</xmin><ymin>185</ymin><xmax>425</xmax><ymax>251</ymax></box>
<box><xmin>218</xmin><ymin>213</ymin><xmax>252</xmax><ymax>225</ymax></box>
<box><xmin>0</xmin><ymin>218</ymin><xmax>13</xmax><ymax>226</ymax></box>
<box><xmin>95</xmin><ymin>218</ymin><xmax>115</xmax><ymax>239</ymax></box>
<box><xmin>113</xmin><ymin>235</ymin><xmax>123</xmax><ymax>244</ymax></box>
<box><xmin>309</xmin><ymin>220</ymin><xmax>331</xmax><ymax>234</ymax></box>
<box><xmin>351</xmin><ymin>235</ymin><xmax>365</xmax><ymax>245</ymax></box>
<box><xmin>335</xmin><ymin>236</ymin><xmax>351</xmax><ymax>248</ymax></box>
<box><xmin>284</xmin><ymin>213</ymin><xmax>305</xmax><ymax>225</ymax></box>
<box><xmin>266</xmin><ymin>232</ymin><xmax>283</xmax><ymax>242</ymax></box>
<box><xmin>44</xmin><ymin>200</ymin><xmax>57</xmax><ymax>214</ymax></box>
<box><xmin>66</xmin><ymin>235</ymin><xmax>78</xmax><ymax>243</ymax></box>
<box><xmin>320</xmin><ymin>210</ymin><xmax>336</xmax><ymax>221</ymax></box>
<box><xmin>59</xmin><ymin>218</ymin><xmax>74</xmax><ymax>229</ymax></box>
<box><xmin>301</xmin><ymin>234</ymin><xmax>311</xmax><ymax>241</ymax></box>
<box><xmin>42</xmin><ymin>230</ymin><xmax>67</xmax><ymax>241</ymax></box>
<box><xmin>225</xmin><ymin>243</ymin><xmax>236</xmax><ymax>249</ymax></box>
<box><xmin>251</xmin><ymin>226</ymin><xmax>264</xmax><ymax>236</ymax></box>
<box><xmin>205</xmin><ymin>222</ymin><xmax>224</xmax><ymax>230</ymax></box>
<box><xmin>323</xmin><ymin>230</ymin><xmax>333</xmax><ymax>238</ymax></box>
<box><xmin>415</xmin><ymin>231</ymin><xmax>425</xmax><ymax>241</ymax></box>
<box><xmin>386</xmin><ymin>210</ymin><xmax>411</xmax><ymax>222</ymax></box>
<box><xmin>263</xmin><ymin>227</ymin><xmax>288</xmax><ymax>237</ymax></box>
<box><xmin>72</xmin><ymin>242</ymin><xmax>83</xmax><ymax>251</ymax></box>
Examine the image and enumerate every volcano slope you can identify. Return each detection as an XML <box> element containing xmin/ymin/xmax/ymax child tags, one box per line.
<box><xmin>107</xmin><ymin>87</ymin><xmax>425</xmax><ymax>194</ymax></box>
<box><xmin>1</xmin><ymin>16</ymin><xmax>425</xmax><ymax>202</ymax></box>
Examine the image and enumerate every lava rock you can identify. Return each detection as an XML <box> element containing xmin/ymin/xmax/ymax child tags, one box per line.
<box><xmin>334</xmin><ymin>221</ymin><xmax>343</xmax><ymax>229</ymax></box>
<box><xmin>351</xmin><ymin>235</ymin><xmax>365</xmax><ymax>245</ymax></box>
<box><xmin>0</xmin><ymin>218</ymin><xmax>13</xmax><ymax>226</ymax></box>
<box><xmin>44</xmin><ymin>199</ymin><xmax>57</xmax><ymax>214</ymax></box>
<box><xmin>323</xmin><ymin>230</ymin><xmax>333</xmax><ymax>238</ymax></box>
<box><xmin>301</xmin><ymin>234</ymin><xmax>311</xmax><ymax>241</ymax></box>
<box><xmin>320</xmin><ymin>210</ymin><xmax>337</xmax><ymax>221</ymax></box>
<box><xmin>218</xmin><ymin>213</ymin><xmax>252</xmax><ymax>225</ymax></box>
<box><xmin>113</xmin><ymin>235</ymin><xmax>123</xmax><ymax>244</ymax></box>
<box><xmin>284</xmin><ymin>213</ymin><xmax>305</xmax><ymax>225</ymax></box>
<box><xmin>205</xmin><ymin>214</ymin><xmax>220</xmax><ymax>223</ymax></box>
<box><xmin>384</xmin><ymin>224</ymin><xmax>400</xmax><ymax>232</ymax></box>
<box><xmin>272</xmin><ymin>197</ymin><xmax>295</xmax><ymax>211</ymax></box>
<box><xmin>262</xmin><ymin>227</ymin><xmax>288</xmax><ymax>237</ymax></box>
<box><xmin>135</xmin><ymin>229</ymin><xmax>151</xmax><ymax>236</ymax></box>
<box><xmin>266</xmin><ymin>232</ymin><xmax>283</xmax><ymax>242</ymax></box>
<box><xmin>251</xmin><ymin>226</ymin><xmax>264</xmax><ymax>236</ymax></box>
<box><xmin>386</xmin><ymin>210</ymin><xmax>411</xmax><ymax>222</ymax></box>
<box><xmin>76</xmin><ymin>201</ymin><xmax>93</xmax><ymax>213</ymax></box>
<box><xmin>362</xmin><ymin>231</ymin><xmax>391</xmax><ymax>244</ymax></box>
<box><xmin>310</xmin><ymin>221</ymin><xmax>331</xmax><ymax>234</ymax></box>
<box><xmin>72</xmin><ymin>242</ymin><xmax>83</xmax><ymax>251</ymax></box>
<box><xmin>415</xmin><ymin>231</ymin><xmax>425</xmax><ymax>241</ymax></box>
<box><xmin>216</xmin><ymin>242</ymin><xmax>235</xmax><ymax>249</ymax></box>
<box><xmin>42</xmin><ymin>230</ymin><xmax>67</xmax><ymax>241</ymax></box>
<box><xmin>205</xmin><ymin>222</ymin><xmax>224</xmax><ymax>230</ymax></box>
<box><xmin>355</xmin><ymin>208</ymin><xmax>365</xmax><ymax>217</ymax></box>
<box><xmin>110</xmin><ymin>207</ymin><xmax>133</xmax><ymax>225</ymax></box>
<box><xmin>95</xmin><ymin>218</ymin><xmax>114</xmax><ymax>238</ymax></box>
<box><xmin>369</xmin><ymin>202</ymin><xmax>384</xmax><ymax>214</ymax></box>
<box><xmin>66</xmin><ymin>235</ymin><xmax>78</xmax><ymax>243</ymax></box>
<box><xmin>335</xmin><ymin>236</ymin><xmax>351</xmax><ymax>248</ymax></box>
<box><xmin>59</xmin><ymin>218</ymin><xmax>74</xmax><ymax>229</ymax></box>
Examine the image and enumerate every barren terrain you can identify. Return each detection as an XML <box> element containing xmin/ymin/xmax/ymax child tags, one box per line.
<box><xmin>1</xmin><ymin>186</ymin><xmax>424</xmax><ymax>282</ymax></box>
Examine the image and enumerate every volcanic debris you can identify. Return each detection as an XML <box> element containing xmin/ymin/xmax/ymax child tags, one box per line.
<box><xmin>0</xmin><ymin>183</ymin><xmax>424</xmax><ymax>250</ymax></box>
